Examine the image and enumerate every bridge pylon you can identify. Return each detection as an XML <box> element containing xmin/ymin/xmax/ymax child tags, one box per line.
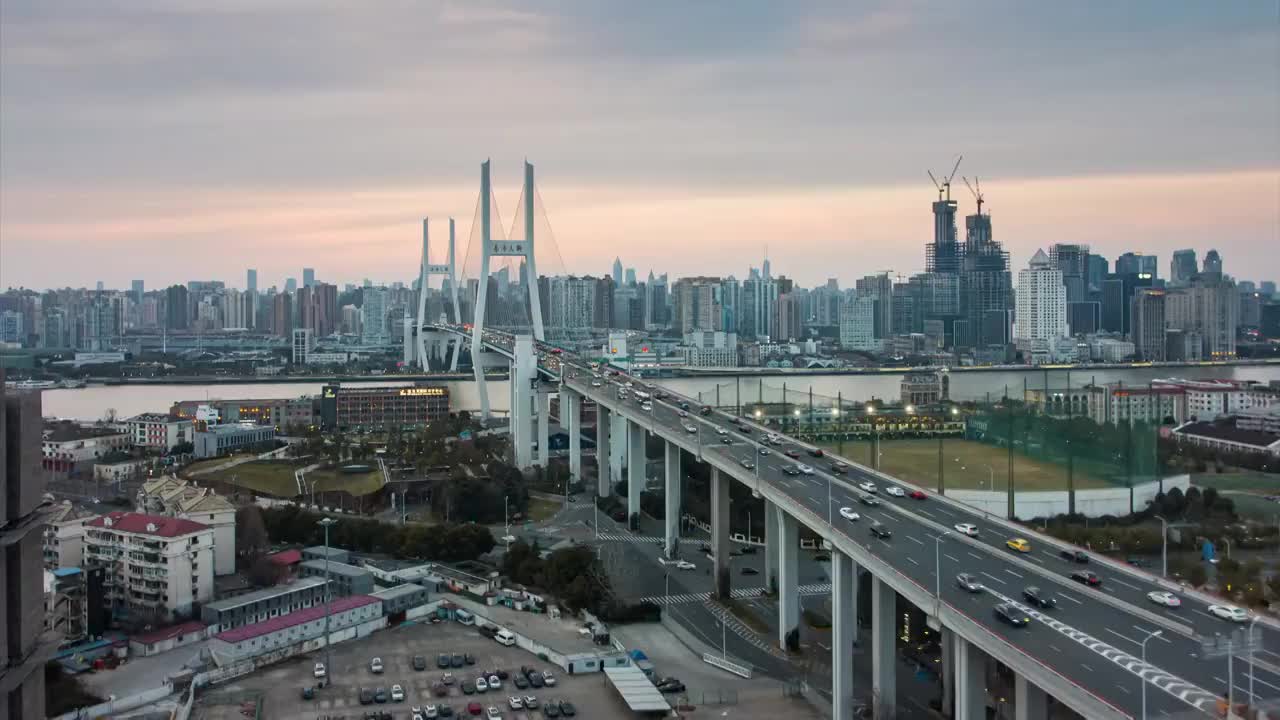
<box><xmin>412</xmin><ymin>217</ymin><xmax>461</xmax><ymax>371</ymax></box>
<box><xmin>470</xmin><ymin>160</ymin><xmax>546</xmax><ymax>420</ymax></box>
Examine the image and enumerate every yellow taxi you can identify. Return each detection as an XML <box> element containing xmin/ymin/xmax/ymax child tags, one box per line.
<box><xmin>1006</xmin><ymin>538</ymin><xmax>1032</xmax><ymax>553</ymax></box>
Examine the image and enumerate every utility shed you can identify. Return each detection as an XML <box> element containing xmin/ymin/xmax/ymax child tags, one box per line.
<box><xmin>602</xmin><ymin>664</ymin><xmax>670</xmax><ymax>714</ymax></box>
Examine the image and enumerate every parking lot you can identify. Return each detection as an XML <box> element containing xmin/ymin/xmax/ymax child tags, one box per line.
<box><xmin>196</xmin><ymin>618</ymin><xmax>639</xmax><ymax>719</ymax></box>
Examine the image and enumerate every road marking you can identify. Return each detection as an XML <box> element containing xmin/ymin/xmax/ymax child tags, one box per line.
<box><xmin>905</xmin><ymin>535</ymin><xmax>924</xmax><ymax>546</ymax></box>
<box><xmin>1107</xmin><ymin>576</ymin><xmax>1143</xmax><ymax>591</ymax></box>
<box><xmin>1003</xmin><ymin>569</ymin><xmax>1023</xmax><ymax>578</ymax></box>
<box><xmin>1115</xmin><ymin>684</ymin><xmax>1131</xmax><ymax>694</ymax></box>
<box><xmin>1104</xmin><ymin>628</ymin><xmax>1141</xmax><ymax>647</ymax></box>
<box><xmin>1191</xmin><ymin>609</ymin><xmax>1220</xmax><ymax>623</ymax></box>
<box><xmin>1057</xmin><ymin>594</ymin><xmax>1083</xmax><ymax>606</ymax></box>
<box><xmin>1243</xmin><ymin>672</ymin><xmax>1280</xmax><ymax>693</ymax></box>
<box><xmin>1081</xmin><ymin>663</ymin><xmax>1094</xmax><ymax>672</ymax></box>
<box><xmin>907</xmin><ymin>557</ymin><xmax>920</xmax><ymax>566</ymax></box>
<box><xmin>1049</xmin><ymin>644</ymin><xmax>1062</xmax><ymax>653</ymax></box>
<box><xmin>967</xmin><ymin>552</ymin><xmax>983</xmax><ymax>561</ymax></box>
<box><xmin>918</xmin><ymin>509</ymin><xmax>935</xmax><ymax>518</ymax></box>
<box><xmin>1028</xmin><ymin>556</ymin><xmax>1046</xmax><ymax>565</ymax></box>
<box><xmin>944</xmin><ymin>554</ymin><xmax>960</xmax><ymax>563</ymax></box>
<box><xmin>980</xmin><ymin>572</ymin><xmax>1007</xmax><ymax>586</ymax></box>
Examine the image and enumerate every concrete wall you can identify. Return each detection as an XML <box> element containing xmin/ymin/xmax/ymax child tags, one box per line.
<box><xmin>947</xmin><ymin>475</ymin><xmax>1190</xmax><ymax>519</ymax></box>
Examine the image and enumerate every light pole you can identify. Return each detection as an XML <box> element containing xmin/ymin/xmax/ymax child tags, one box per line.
<box><xmin>317</xmin><ymin>516</ymin><xmax>338</xmax><ymax>688</ymax></box>
<box><xmin>1154</xmin><ymin>515</ymin><xmax>1168</xmax><ymax>578</ymax></box>
<box><xmin>1248</xmin><ymin>616</ymin><xmax>1259</xmax><ymax>709</ymax></box>
<box><xmin>504</xmin><ymin>494</ymin><xmax>510</xmax><ymax>548</ymax></box>
<box><xmin>1140</xmin><ymin>629</ymin><xmax>1162</xmax><ymax>719</ymax></box>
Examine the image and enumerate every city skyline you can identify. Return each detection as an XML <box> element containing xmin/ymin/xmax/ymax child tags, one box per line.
<box><xmin>2</xmin><ymin>2</ymin><xmax>1278</xmax><ymax>289</ymax></box>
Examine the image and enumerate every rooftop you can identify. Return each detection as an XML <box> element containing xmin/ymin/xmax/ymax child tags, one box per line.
<box><xmin>213</xmin><ymin>595</ymin><xmax>380</xmax><ymax>644</ymax></box>
<box><xmin>86</xmin><ymin>511</ymin><xmax>211</xmax><ymax>538</ymax></box>
<box><xmin>131</xmin><ymin>620</ymin><xmax>207</xmax><ymax>646</ymax></box>
<box><xmin>127</xmin><ymin>413</ymin><xmax>188</xmax><ymax>424</ymax></box>
<box><xmin>197</xmin><ymin>423</ymin><xmax>275</xmax><ymax>436</ymax></box>
<box><xmin>268</xmin><ymin>548</ymin><xmax>303</xmax><ymax>566</ymax></box>
<box><xmin>303</xmin><ymin>545</ymin><xmax>348</xmax><ymax>558</ymax></box>
<box><xmin>370</xmin><ymin>583</ymin><xmax>427</xmax><ymax>601</ymax></box>
<box><xmin>43</xmin><ymin>421</ymin><xmax>128</xmax><ymax>443</ymax></box>
<box><xmin>1173</xmin><ymin>421</ymin><xmax>1280</xmax><ymax>450</ymax></box>
<box><xmin>300</xmin><ymin>558</ymin><xmax>370</xmax><ymax>578</ymax></box>
<box><xmin>204</xmin><ymin>576</ymin><xmax>328</xmax><ymax>613</ymax></box>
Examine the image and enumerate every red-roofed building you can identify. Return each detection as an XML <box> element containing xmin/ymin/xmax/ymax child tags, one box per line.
<box><xmin>83</xmin><ymin>511</ymin><xmax>215</xmax><ymax>623</ymax></box>
<box><xmin>208</xmin><ymin>595</ymin><xmax>383</xmax><ymax>666</ymax></box>
<box><xmin>127</xmin><ymin>620</ymin><xmax>210</xmax><ymax>657</ymax></box>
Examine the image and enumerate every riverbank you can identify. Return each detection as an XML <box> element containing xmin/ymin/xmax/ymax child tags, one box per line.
<box><xmin>665</xmin><ymin>357</ymin><xmax>1280</xmax><ymax>378</ymax></box>
<box><xmin>83</xmin><ymin>371</ymin><xmax>508</xmax><ymax>385</ymax></box>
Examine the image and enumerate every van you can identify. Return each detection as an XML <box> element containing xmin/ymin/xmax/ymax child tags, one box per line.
<box><xmin>494</xmin><ymin>629</ymin><xmax>516</xmax><ymax>647</ymax></box>
<box><xmin>455</xmin><ymin>609</ymin><xmax>475</xmax><ymax>626</ymax></box>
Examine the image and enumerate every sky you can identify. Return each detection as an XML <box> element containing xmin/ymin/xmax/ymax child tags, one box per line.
<box><xmin>2</xmin><ymin>1</ymin><xmax>1278</xmax><ymax>291</ymax></box>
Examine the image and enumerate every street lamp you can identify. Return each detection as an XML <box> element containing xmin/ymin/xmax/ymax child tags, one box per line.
<box><xmin>1248</xmin><ymin>615</ymin><xmax>1260</xmax><ymax>709</ymax></box>
<box><xmin>317</xmin><ymin>516</ymin><xmax>339</xmax><ymax>687</ymax></box>
<box><xmin>906</xmin><ymin>405</ymin><xmax>914</xmax><ymax>414</ymax></box>
<box><xmin>1154</xmin><ymin>515</ymin><xmax>1168</xmax><ymax>578</ymax></box>
<box><xmin>1140</xmin><ymin>629</ymin><xmax>1162</xmax><ymax>719</ymax></box>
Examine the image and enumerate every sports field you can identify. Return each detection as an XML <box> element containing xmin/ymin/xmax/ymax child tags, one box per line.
<box><xmin>183</xmin><ymin>459</ymin><xmax>384</xmax><ymax>498</ymax></box>
<box><xmin>817</xmin><ymin>438</ymin><xmax>1111</xmax><ymax>491</ymax></box>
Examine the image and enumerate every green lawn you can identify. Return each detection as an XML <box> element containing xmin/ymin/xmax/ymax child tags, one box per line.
<box><xmin>817</xmin><ymin>438</ymin><xmax>1111</xmax><ymax>492</ymax></box>
<box><xmin>525</xmin><ymin>497</ymin><xmax>562</xmax><ymax>523</ymax></box>
<box><xmin>1190</xmin><ymin>472</ymin><xmax>1280</xmax><ymax>522</ymax></box>
<box><xmin>187</xmin><ymin>460</ymin><xmax>384</xmax><ymax>498</ymax></box>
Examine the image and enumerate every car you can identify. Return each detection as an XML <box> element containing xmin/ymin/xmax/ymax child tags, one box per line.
<box><xmin>839</xmin><ymin>506</ymin><xmax>860</xmax><ymax>521</ymax></box>
<box><xmin>682</xmin><ymin>423</ymin><xmax>697</xmax><ymax>434</ymax></box>
<box><xmin>486</xmin><ymin>706</ymin><xmax>501</xmax><ymax>719</ymax></box>
<box><xmin>360</xmin><ymin>688</ymin><xmax>375</xmax><ymax>705</ymax></box>
<box><xmin>426</xmin><ymin>707</ymin><xmax>440</xmax><ymax>719</ymax></box>
<box><xmin>1147</xmin><ymin>591</ymin><xmax>1181</xmax><ymax>608</ymax></box>
<box><xmin>497</xmin><ymin>670</ymin><xmax>509</xmax><ymax>680</ymax></box>
<box><xmin>701</xmin><ymin>406</ymin><xmax>713</xmax><ymax>415</ymax></box>
<box><xmin>657</xmin><ymin>679</ymin><xmax>686</xmax><ymax>694</ymax></box>
<box><xmin>438</xmin><ymin>704</ymin><xmax>455</xmax><ymax>718</ymax></box>
<box><xmin>954</xmin><ymin>523</ymin><xmax>979</xmax><ymax>537</ymax></box>
<box><xmin>869</xmin><ymin>523</ymin><xmax>892</xmax><ymax>539</ymax></box>
<box><xmin>830</xmin><ymin>462</ymin><xmax>848</xmax><ymax>474</ymax></box>
<box><xmin>513</xmin><ymin>675</ymin><xmax>528</xmax><ymax>690</ymax></box>
<box><xmin>432</xmin><ymin>683</ymin><xmax>448</xmax><ymax>697</ymax></box>
<box><xmin>859</xmin><ymin>494</ymin><xmax>881</xmax><ymax>506</ymax></box>
<box><xmin>995</xmin><ymin>603</ymin><xmax>1031</xmax><ymax>627</ymax></box>
<box><xmin>720</xmin><ymin>436</ymin><xmax>733</xmax><ymax>445</ymax></box>
<box><xmin>371</xmin><ymin>657</ymin><xmax>385</xmax><ymax>674</ymax></box>
<box><xmin>784</xmin><ymin>449</ymin><xmax>800</xmax><ymax>458</ymax></box>
<box><xmin>741</xmin><ymin>567</ymin><xmax>759</xmax><ymax>575</ymax></box>
<box><xmin>477</xmin><ymin>677</ymin><xmax>490</xmax><ymax>693</ymax></box>
<box><xmin>808</xmin><ymin>447</ymin><xmax>825</xmax><ymax>458</ymax></box>
<box><xmin>885</xmin><ymin>486</ymin><xmax>905</xmax><ymax>497</ymax></box>
<box><xmin>678</xmin><ymin>409</ymin><xmax>688</xmax><ymax>418</ymax></box>
<box><xmin>529</xmin><ymin>674</ymin><xmax>545</xmax><ymax>689</ymax></box>
<box><xmin>1006</xmin><ymin>538</ymin><xmax>1031</xmax><ymax>553</ymax></box>
<box><xmin>1059</xmin><ymin>549</ymin><xmax>1090</xmax><ymax>563</ymax></box>
<box><xmin>543</xmin><ymin>702</ymin><xmax>561</xmax><ymax>718</ymax></box>
<box><xmin>1208</xmin><ymin>604</ymin><xmax>1249</xmax><ymax>622</ymax></box>
<box><xmin>740</xmin><ymin>458</ymin><xmax>755</xmax><ymax>469</ymax></box>
<box><xmin>375</xmin><ymin>687</ymin><xmax>389</xmax><ymax>703</ymax></box>
<box><xmin>1022</xmin><ymin>586</ymin><xmax>1056</xmax><ymax>609</ymax></box>
<box><xmin>442</xmin><ymin>673</ymin><xmax>455</xmax><ymax>686</ymax></box>
<box><xmin>1071</xmin><ymin>570</ymin><xmax>1102</xmax><ymax>587</ymax></box>
<box><xmin>737</xmin><ymin>426</ymin><xmax>751</xmax><ymax>435</ymax></box>
<box><xmin>715</xmin><ymin>427</ymin><xmax>729</xmax><ymax>435</ymax></box>
<box><xmin>523</xmin><ymin>696</ymin><xmax>539</xmax><ymax>709</ymax></box>
<box><xmin>590</xmin><ymin>380</ymin><xmax>602</xmax><ymax>387</ymax></box>
<box><xmin>302</xmin><ymin>686</ymin><xmax>315</xmax><ymax>700</ymax></box>
<box><xmin>391</xmin><ymin>685</ymin><xmax>405</xmax><ymax>702</ymax></box>
<box><xmin>1126</xmin><ymin>556</ymin><xmax>1150</xmax><ymax>568</ymax></box>
<box><xmin>858</xmin><ymin>481</ymin><xmax>877</xmax><ymax>493</ymax></box>
<box><xmin>955</xmin><ymin>573</ymin><xmax>984</xmax><ymax>593</ymax></box>
<box><xmin>675</xmin><ymin>560</ymin><xmax>696</xmax><ymax>570</ymax></box>
<box><xmin>461</xmin><ymin>681</ymin><xmax>475</xmax><ymax>695</ymax></box>
<box><xmin>908</xmin><ymin>490</ymin><xmax>927</xmax><ymax>500</ymax></box>
<box><xmin>508</xmin><ymin>696</ymin><xmax>523</xmax><ymax>710</ymax></box>
<box><xmin>438</xmin><ymin>654</ymin><xmax>452</xmax><ymax>669</ymax></box>
<box><xmin>758</xmin><ymin>447</ymin><xmax>771</xmax><ymax>456</ymax></box>
<box><xmin>542</xmin><ymin>671</ymin><xmax>557</xmax><ymax>687</ymax></box>
<box><xmin>451</xmin><ymin>654</ymin><xmax>465</xmax><ymax>668</ymax></box>
<box><xmin>641</xmin><ymin>402</ymin><xmax>653</xmax><ymax>411</ymax></box>
<box><xmin>466</xmin><ymin>702</ymin><xmax>482</xmax><ymax>716</ymax></box>
<box><xmin>413</xmin><ymin>655</ymin><xmax>427</xmax><ymax>671</ymax></box>
<box><xmin>559</xmin><ymin>700</ymin><xmax>577</xmax><ymax>717</ymax></box>
<box><xmin>797</xmin><ymin>463</ymin><xmax>814</xmax><ymax>475</ymax></box>
<box><xmin>679</xmin><ymin>402</ymin><xmax>690</xmax><ymax>411</ymax></box>
<box><xmin>782</xmin><ymin>466</ymin><xmax>801</xmax><ymax>476</ymax></box>
<box><xmin>314</xmin><ymin>662</ymin><xmax>327</xmax><ymax>679</ymax></box>
<box><xmin>487</xmin><ymin>675</ymin><xmax>501</xmax><ymax>690</ymax></box>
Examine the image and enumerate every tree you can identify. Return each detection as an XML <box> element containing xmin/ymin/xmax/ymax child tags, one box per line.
<box><xmin>1188</xmin><ymin>564</ymin><xmax>1208</xmax><ymax>588</ymax></box>
<box><xmin>247</xmin><ymin>555</ymin><xmax>282</xmax><ymax>587</ymax></box>
<box><xmin>235</xmin><ymin>506</ymin><xmax>269</xmax><ymax>561</ymax></box>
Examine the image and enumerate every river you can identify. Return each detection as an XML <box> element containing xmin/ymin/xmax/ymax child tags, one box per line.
<box><xmin>38</xmin><ymin>365</ymin><xmax>1280</xmax><ymax>421</ymax></box>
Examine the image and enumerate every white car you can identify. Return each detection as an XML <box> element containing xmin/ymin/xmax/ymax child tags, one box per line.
<box><xmin>1208</xmin><ymin>604</ymin><xmax>1249</xmax><ymax>622</ymax></box>
<box><xmin>678</xmin><ymin>410</ymin><xmax>688</xmax><ymax>418</ymax></box>
<box><xmin>1147</xmin><ymin>591</ymin><xmax>1181</xmax><ymax>608</ymax></box>
<box><xmin>716</xmin><ymin>428</ymin><xmax>729</xmax><ymax>435</ymax></box>
<box><xmin>425</xmin><ymin>707</ymin><xmax>439</xmax><ymax>719</ymax></box>
<box><xmin>758</xmin><ymin>447</ymin><xmax>771</xmax><ymax>456</ymax></box>
<box><xmin>313</xmin><ymin>662</ymin><xmax>327</xmax><ymax>678</ymax></box>
<box><xmin>641</xmin><ymin>402</ymin><xmax>653</xmax><ymax>411</ymax></box>
<box><xmin>954</xmin><ymin>523</ymin><xmax>979</xmax><ymax>537</ymax></box>
<box><xmin>885</xmin><ymin>486</ymin><xmax>905</xmax><ymax>497</ymax></box>
<box><xmin>487</xmin><ymin>674</ymin><xmax>501</xmax><ymax>690</ymax></box>
<box><xmin>683</xmin><ymin>423</ymin><xmax>698</xmax><ymax>434</ymax></box>
<box><xmin>486</xmin><ymin>707</ymin><xmax>502</xmax><ymax>720</ymax></box>
<box><xmin>590</xmin><ymin>380</ymin><xmax>602</xmax><ymax>387</ymax></box>
<box><xmin>391</xmin><ymin>684</ymin><xmax>405</xmax><ymax>702</ymax></box>
<box><xmin>370</xmin><ymin>657</ymin><xmax>384</xmax><ymax>674</ymax></box>
<box><xmin>542</xmin><ymin>671</ymin><xmax>557</xmax><ymax>687</ymax></box>
<box><xmin>476</xmin><ymin>677</ymin><xmax>489</xmax><ymax>692</ymax></box>
<box><xmin>858</xmin><ymin>481</ymin><xmax>877</xmax><ymax>493</ymax></box>
<box><xmin>797</xmin><ymin>464</ymin><xmax>814</xmax><ymax>475</ymax></box>
<box><xmin>839</xmin><ymin>506</ymin><xmax>860</xmax><ymax>521</ymax></box>
<box><xmin>508</xmin><ymin>696</ymin><xmax>523</xmax><ymax>710</ymax></box>
<box><xmin>675</xmin><ymin>560</ymin><xmax>696</xmax><ymax>570</ymax></box>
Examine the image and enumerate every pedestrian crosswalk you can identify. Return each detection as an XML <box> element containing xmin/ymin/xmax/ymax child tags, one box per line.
<box><xmin>637</xmin><ymin>582</ymin><xmax>832</xmax><ymax>606</ymax></box>
<box><xmin>595</xmin><ymin>532</ymin><xmax>664</xmax><ymax>544</ymax></box>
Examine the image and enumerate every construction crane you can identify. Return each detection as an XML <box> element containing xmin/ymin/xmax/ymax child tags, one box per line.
<box><xmin>879</xmin><ymin>269</ymin><xmax>907</xmax><ymax>283</ymax></box>
<box><xmin>927</xmin><ymin>155</ymin><xmax>964</xmax><ymax>201</ymax></box>
<box><xmin>963</xmin><ymin>176</ymin><xmax>985</xmax><ymax>215</ymax></box>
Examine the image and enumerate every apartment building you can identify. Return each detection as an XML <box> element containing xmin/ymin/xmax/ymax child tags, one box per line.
<box><xmin>124</xmin><ymin>413</ymin><xmax>193</xmax><ymax>451</ymax></box>
<box><xmin>136</xmin><ymin>477</ymin><xmax>237</xmax><ymax>575</ymax></box>
<box><xmin>43</xmin><ymin>501</ymin><xmax>97</xmax><ymax>570</ymax></box>
<box><xmin>41</xmin><ymin>421</ymin><xmax>131</xmax><ymax>472</ymax></box>
<box><xmin>83</xmin><ymin>511</ymin><xmax>215</xmax><ymax>623</ymax></box>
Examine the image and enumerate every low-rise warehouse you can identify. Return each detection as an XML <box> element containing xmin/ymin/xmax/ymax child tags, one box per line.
<box><xmin>370</xmin><ymin>583</ymin><xmax>430</xmax><ymax>616</ymax></box>
<box><xmin>208</xmin><ymin>595</ymin><xmax>383</xmax><ymax>666</ymax></box>
<box><xmin>299</xmin><ymin>559</ymin><xmax>374</xmax><ymax>596</ymax></box>
<box><xmin>201</xmin><ymin>577</ymin><xmax>329</xmax><ymax>633</ymax></box>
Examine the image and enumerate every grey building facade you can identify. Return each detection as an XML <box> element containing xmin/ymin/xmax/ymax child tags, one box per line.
<box><xmin>299</xmin><ymin>559</ymin><xmax>373</xmax><ymax>597</ymax></box>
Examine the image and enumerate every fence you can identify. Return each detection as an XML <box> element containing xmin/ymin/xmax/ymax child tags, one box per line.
<box><xmin>51</xmin><ymin>683</ymin><xmax>175</xmax><ymax>720</ymax></box>
<box><xmin>948</xmin><ymin>474</ymin><xmax>1191</xmax><ymax>519</ymax></box>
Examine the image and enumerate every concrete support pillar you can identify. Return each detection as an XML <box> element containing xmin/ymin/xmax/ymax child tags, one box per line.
<box><xmin>776</xmin><ymin>509</ymin><xmax>799</xmax><ymax>647</ymax></box>
<box><xmin>610</xmin><ymin>412</ymin><xmax>626</xmax><ymax>485</ymax></box>
<box><xmin>595</xmin><ymin>405</ymin><xmax>610</xmax><ymax>497</ymax></box>
<box><xmin>1015</xmin><ymin>675</ymin><xmax>1049</xmax><ymax>720</ymax></box>
<box><xmin>565</xmin><ymin>391</ymin><xmax>582</xmax><ymax>482</ymax></box>
<box><xmin>711</xmin><ymin>468</ymin><xmax>731</xmax><ymax>599</ymax></box>
<box><xmin>536</xmin><ymin>389</ymin><xmax>550</xmax><ymax>467</ymax></box>
<box><xmin>954</xmin><ymin>635</ymin><xmax>987</xmax><ymax>720</ymax></box>
<box><xmin>870</xmin><ymin>576</ymin><xmax>896</xmax><ymax>718</ymax></box>
<box><xmin>511</xmin><ymin>336</ymin><xmax>535</xmax><ymax>468</ymax></box>
<box><xmin>764</xmin><ymin>500</ymin><xmax>779</xmax><ymax>593</ymax></box>
<box><xmin>663</xmin><ymin>441</ymin><xmax>681</xmax><ymax>559</ymax></box>
<box><xmin>832</xmin><ymin>552</ymin><xmax>855</xmax><ymax>720</ymax></box>
<box><xmin>941</xmin><ymin>627</ymin><xmax>956</xmax><ymax>717</ymax></box>
<box><xmin>627</xmin><ymin>420</ymin><xmax>645</xmax><ymax>519</ymax></box>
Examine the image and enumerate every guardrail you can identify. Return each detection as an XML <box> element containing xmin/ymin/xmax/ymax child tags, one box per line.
<box><xmin>702</xmin><ymin>653</ymin><xmax>753</xmax><ymax>678</ymax></box>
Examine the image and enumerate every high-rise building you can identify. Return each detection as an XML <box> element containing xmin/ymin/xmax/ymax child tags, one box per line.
<box><xmin>1130</xmin><ymin>288</ymin><xmax>1167</xmax><ymax>361</ymax></box>
<box><xmin>624</xmin><ymin>268</ymin><xmax>636</xmax><ymax>286</ymax></box>
<box><xmin>361</xmin><ymin>288</ymin><xmax>389</xmax><ymax>345</ymax></box>
<box><xmin>285</xmin><ymin>277</ymin><xmax>298</xmax><ymax>294</ymax></box>
<box><xmin>165</xmin><ymin>284</ymin><xmax>190</xmax><ymax>330</ymax></box>
<box><xmin>612</xmin><ymin>258</ymin><xmax>623</xmax><ymax>285</ymax></box>
<box><xmin>298</xmin><ymin>283</ymin><xmax>338</xmax><ymax>337</ymax></box>
<box><xmin>1169</xmin><ymin>250</ymin><xmax>1197</xmax><ymax>286</ymax></box>
<box><xmin>926</xmin><ymin>194</ymin><xmax>961</xmax><ymax>275</ymax></box>
<box><xmin>271</xmin><ymin>292</ymin><xmax>293</xmax><ymax>339</ymax></box>
<box><xmin>292</xmin><ymin>328</ymin><xmax>314</xmax><ymax>364</ymax></box>
<box><xmin>302</xmin><ymin>268</ymin><xmax>316</xmax><ymax>288</ymax></box>
<box><xmin>838</xmin><ymin>293</ymin><xmax>876</xmax><ymax>351</ymax></box>
<box><xmin>2</xmin><ymin>377</ymin><xmax>52</xmax><ymax>719</ymax></box>
<box><xmin>1201</xmin><ymin>249</ymin><xmax>1223</xmax><ymax>277</ymax></box>
<box><xmin>131</xmin><ymin>280</ymin><xmax>145</xmax><ymax>304</ymax></box>
<box><xmin>547</xmin><ymin>276</ymin><xmax>597</xmax><ymax>329</ymax></box>
<box><xmin>739</xmin><ymin>275</ymin><xmax>779</xmax><ymax>340</ymax></box>
<box><xmin>1049</xmin><ymin>244</ymin><xmax>1090</xmax><ymax>302</ymax></box>
<box><xmin>1100</xmin><ymin>272</ymin><xmax>1154</xmax><ymax>336</ymax></box>
<box><xmin>1015</xmin><ymin>250</ymin><xmax>1068</xmax><ymax>349</ymax></box>
<box><xmin>0</xmin><ymin>311</ymin><xmax>24</xmax><ymax>345</ymax></box>
<box><xmin>1115</xmin><ymin>252</ymin><xmax>1157</xmax><ymax>278</ymax></box>
<box><xmin>775</xmin><ymin>292</ymin><xmax>805</xmax><ymax>341</ymax></box>
<box><xmin>960</xmin><ymin>209</ymin><xmax>1011</xmax><ymax>348</ymax></box>
<box><xmin>1166</xmin><ymin>275</ymin><xmax>1238</xmax><ymax>359</ymax></box>
<box><xmin>855</xmin><ymin>273</ymin><xmax>894</xmax><ymax>339</ymax></box>
<box><xmin>672</xmin><ymin>277</ymin><xmax>722</xmax><ymax>333</ymax></box>
<box><xmin>246</xmin><ymin>269</ymin><xmax>258</xmax><ymax>292</ymax></box>
<box><xmin>1086</xmin><ymin>254</ymin><xmax>1109</xmax><ymax>296</ymax></box>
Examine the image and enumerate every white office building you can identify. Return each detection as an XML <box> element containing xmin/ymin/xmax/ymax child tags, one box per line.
<box><xmin>838</xmin><ymin>294</ymin><xmax>877</xmax><ymax>351</ymax></box>
<box><xmin>1015</xmin><ymin>249</ymin><xmax>1069</xmax><ymax>361</ymax></box>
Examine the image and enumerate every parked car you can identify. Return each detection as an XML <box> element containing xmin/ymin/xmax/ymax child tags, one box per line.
<box><xmin>451</xmin><ymin>654</ymin><xmax>465</xmax><ymax>668</ymax></box>
<box><xmin>360</xmin><ymin>688</ymin><xmax>375</xmax><ymax>705</ymax></box>
<box><xmin>522</xmin><ymin>695</ymin><xmax>539</xmax><ymax>709</ymax></box>
<box><xmin>487</xmin><ymin>674</ymin><xmax>501</xmax><ymax>690</ymax></box>
<box><xmin>413</xmin><ymin>655</ymin><xmax>427</xmax><ymax>671</ymax></box>
<box><xmin>559</xmin><ymin>700</ymin><xmax>577</xmax><ymax>716</ymax></box>
<box><xmin>314</xmin><ymin>662</ymin><xmax>327</xmax><ymax>679</ymax></box>
<box><xmin>461</xmin><ymin>681</ymin><xmax>475</xmax><ymax>695</ymax></box>
<box><xmin>513</xmin><ymin>675</ymin><xmax>529</xmax><ymax>690</ymax></box>
<box><xmin>485</xmin><ymin>706</ymin><xmax>501</xmax><ymax>719</ymax></box>
<box><xmin>391</xmin><ymin>685</ymin><xmax>405</xmax><ymax>702</ymax></box>
<box><xmin>466</xmin><ymin>702</ymin><xmax>482</xmax><ymax>716</ymax></box>
<box><xmin>475</xmin><ymin>677</ymin><xmax>488</xmax><ymax>693</ymax></box>
<box><xmin>508</xmin><ymin>696</ymin><xmax>523</xmax><ymax>710</ymax></box>
<box><xmin>442</xmin><ymin>673</ymin><xmax>455</xmax><ymax>686</ymax></box>
<box><xmin>542</xmin><ymin>671</ymin><xmax>557</xmax><ymax>687</ymax></box>
<box><xmin>370</xmin><ymin>657</ymin><xmax>384</xmax><ymax>674</ymax></box>
<box><xmin>543</xmin><ymin>702</ymin><xmax>561</xmax><ymax>718</ymax></box>
<box><xmin>374</xmin><ymin>687</ymin><xmax>389</xmax><ymax>704</ymax></box>
<box><xmin>438</xmin><ymin>654</ymin><xmax>452</xmax><ymax>669</ymax></box>
<box><xmin>1022</xmin><ymin>586</ymin><xmax>1056</xmax><ymax>609</ymax></box>
<box><xmin>301</xmin><ymin>686</ymin><xmax>315</xmax><ymax>700</ymax></box>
